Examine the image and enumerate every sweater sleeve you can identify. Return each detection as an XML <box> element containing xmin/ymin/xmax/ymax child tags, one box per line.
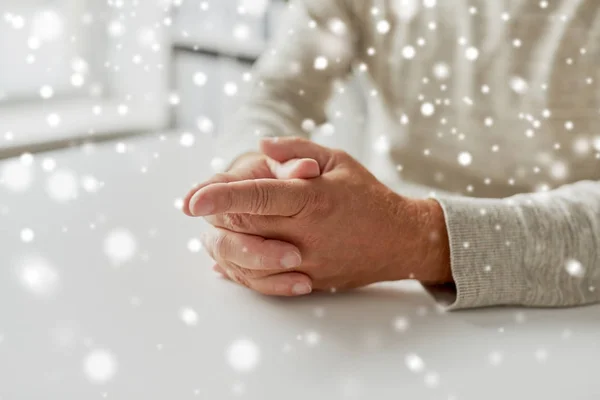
<box><xmin>215</xmin><ymin>0</ymin><xmax>360</xmax><ymax>170</ymax></box>
<box><xmin>430</xmin><ymin>180</ymin><xmax>600</xmax><ymax>310</ymax></box>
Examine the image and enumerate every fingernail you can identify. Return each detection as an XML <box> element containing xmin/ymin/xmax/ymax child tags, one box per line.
<box><xmin>281</xmin><ymin>252</ymin><xmax>302</xmax><ymax>268</ymax></box>
<box><xmin>292</xmin><ymin>283</ymin><xmax>312</xmax><ymax>295</ymax></box>
<box><xmin>192</xmin><ymin>199</ymin><xmax>214</xmax><ymax>216</ymax></box>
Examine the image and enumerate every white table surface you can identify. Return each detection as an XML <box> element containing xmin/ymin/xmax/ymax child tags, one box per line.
<box><xmin>1</xmin><ymin>132</ymin><xmax>599</xmax><ymax>400</ymax></box>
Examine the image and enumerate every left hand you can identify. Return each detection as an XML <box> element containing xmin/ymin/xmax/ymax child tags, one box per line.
<box><xmin>189</xmin><ymin>138</ymin><xmax>452</xmax><ymax>295</ymax></box>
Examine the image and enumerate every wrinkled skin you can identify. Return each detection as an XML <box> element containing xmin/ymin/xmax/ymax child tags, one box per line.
<box><xmin>183</xmin><ymin>137</ymin><xmax>451</xmax><ymax>296</ymax></box>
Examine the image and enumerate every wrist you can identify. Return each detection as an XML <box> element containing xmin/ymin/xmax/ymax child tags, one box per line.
<box><xmin>380</xmin><ymin>195</ymin><xmax>451</xmax><ymax>284</ymax></box>
<box><xmin>415</xmin><ymin>198</ymin><xmax>453</xmax><ymax>284</ymax></box>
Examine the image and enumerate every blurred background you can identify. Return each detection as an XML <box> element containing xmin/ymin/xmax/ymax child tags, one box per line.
<box><xmin>0</xmin><ymin>0</ymin><xmax>372</xmax><ymax>164</ymax></box>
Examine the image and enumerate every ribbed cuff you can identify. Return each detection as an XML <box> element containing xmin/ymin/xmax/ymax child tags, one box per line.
<box><xmin>427</xmin><ymin>195</ymin><xmax>530</xmax><ymax>310</ymax></box>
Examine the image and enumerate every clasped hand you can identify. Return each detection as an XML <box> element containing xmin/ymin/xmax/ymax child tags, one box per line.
<box><xmin>182</xmin><ymin>138</ymin><xmax>451</xmax><ymax>296</ymax></box>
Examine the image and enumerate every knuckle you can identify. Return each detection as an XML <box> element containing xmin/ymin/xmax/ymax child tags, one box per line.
<box><xmin>289</xmin><ymin>136</ymin><xmax>309</xmax><ymax>146</ymax></box>
<box><xmin>223</xmin><ymin>213</ymin><xmax>250</xmax><ymax>232</ymax></box>
<box><xmin>256</xmin><ymin>252</ymin><xmax>271</xmax><ymax>269</ymax></box>
<box><xmin>235</xmin><ymin>266</ymin><xmax>260</xmax><ymax>284</ymax></box>
<box><xmin>332</xmin><ymin>149</ymin><xmax>351</xmax><ymax>163</ymax></box>
<box><xmin>212</xmin><ymin>230</ymin><xmax>229</xmax><ymax>258</ymax></box>
<box><xmin>250</xmin><ymin>181</ymin><xmax>269</xmax><ymax>213</ymax></box>
<box><xmin>300</xmin><ymin>184</ymin><xmax>330</xmax><ymax>216</ymax></box>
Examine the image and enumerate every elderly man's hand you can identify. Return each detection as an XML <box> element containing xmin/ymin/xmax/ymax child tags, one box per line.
<box><xmin>186</xmin><ymin>138</ymin><xmax>452</xmax><ymax>296</ymax></box>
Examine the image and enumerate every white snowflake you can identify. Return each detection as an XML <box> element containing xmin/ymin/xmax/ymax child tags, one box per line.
<box><xmin>193</xmin><ymin>72</ymin><xmax>207</xmax><ymax>86</ymax></box>
<box><xmin>304</xmin><ymin>331</ymin><xmax>321</xmax><ymax>347</ymax></box>
<box><xmin>47</xmin><ymin>113</ymin><xmax>61</xmax><ymax>127</ymax></box>
<box><xmin>373</xmin><ymin>135</ymin><xmax>391</xmax><ymax>153</ymax></box>
<box><xmin>302</xmin><ymin>119</ymin><xmax>316</xmax><ymax>133</ymax></box>
<box><xmin>420</xmin><ymin>102</ymin><xmax>435</xmax><ymax>117</ymax></box>
<box><xmin>71</xmin><ymin>73</ymin><xmax>85</xmax><ymax>87</ymax></box>
<box><xmin>103</xmin><ymin>229</ymin><xmax>137</xmax><ymax>265</ymax></box>
<box><xmin>227</xmin><ymin>339</ymin><xmax>260</xmax><ymax>372</ymax></box>
<box><xmin>187</xmin><ymin>238</ymin><xmax>202</xmax><ymax>253</ymax></box>
<box><xmin>116</xmin><ymin>142</ymin><xmax>127</xmax><ymax>153</ymax></box>
<box><xmin>20</xmin><ymin>228</ymin><xmax>35</xmax><ymax>243</ymax></box>
<box><xmin>488</xmin><ymin>351</ymin><xmax>503</xmax><ymax>366</ymax></box>
<box><xmin>393</xmin><ymin>316</ymin><xmax>410</xmax><ymax>332</ymax></box>
<box><xmin>179</xmin><ymin>307</ymin><xmax>199</xmax><ymax>326</ymax></box>
<box><xmin>40</xmin><ymin>85</ymin><xmax>54</xmax><ymax>99</ymax></box>
<box><xmin>169</xmin><ymin>93</ymin><xmax>180</xmax><ymax>105</ymax></box>
<box><xmin>17</xmin><ymin>257</ymin><xmax>59</xmax><ymax>296</ymax></box>
<box><xmin>83</xmin><ymin>349</ymin><xmax>118</xmax><ymax>384</ymax></box>
<box><xmin>327</xmin><ymin>18</ymin><xmax>347</xmax><ymax>35</ymax></box>
<box><xmin>224</xmin><ymin>82</ymin><xmax>238</xmax><ymax>96</ymax></box>
<box><xmin>314</xmin><ymin>56</ymin><xmax>328</xmax><ymax>70</ymax></box>
<box><xmin>550</xmin><ymin>161</ymin><xmax>568</xmax><ymax>180</ymax></box>
<box><xmin>197</xmin><ymin>117</ymin><xmax>214</xmax><ymax>134</ymax></box>
<box><xmin>458</xmin><ymin>151</ymin><xmax>473</xmax><ymax>166</ymax></box>
<box><xmin>405</xmin><ymin>353</ymin><xmax>425</xmax><ymax>373</ymax></box>
<box><xmin>108</xmin><ymin>20</ymin><xmax>126</xmax><ymax>37</ymax></box>
<box><xmin>233</xmin><ymin>24</ymin><xmax>250</xmax><ymax>40</ymax></box>
<box><xmin>376</xmin><ymin>20</ymin><xmax>391</xmax><ymax>34</ymax></box>
<box><xmin>510</xmin><ymin>76</ymin><xmax>529</xmax><ymax>94</ymax></box>
<box><xmin>180</xmin><ymin>132</ymin><xmax>195</xmax><ymax>147</ymax></box>
<box><xmin>402</xmin><ymin>45</ymin><xmax>416</xmax><ymax>59</ymax></box>
<box><xmin>424</xmin><ymin>371</ymin><xmax>440</xmax><ymax>388</ymax></box>
<box><xmin>432</xmin><ymin>62</ymin><xmax>450</xmax><ymax>80</ymax></box>
<box><xmin>81</xmin><ymin>175</ymin><xmax>101</xmax><ymax>193</ymax></box>
<box><xmin>117</xmin><ymin>104</ymin><xmax>129</xmax><ymax>115</ymax></box>
<box><xmin>46</xmin><ymin>169</ymin><xmax>78</xmax><ymax>202</ymax></box>
<box><xmin>572</xmin><ymin>137</ymin><xmax>590</xmax><ymax>155</ymax></box>
<box><xmin>565</xmin><ymin>259</ymin><xmax>585</xmax><ymax>278</ymax></box>
<box><xmin>465</xmin><ymin>46</ymin><xmax>479</xmax><ymax>61</ymax></box>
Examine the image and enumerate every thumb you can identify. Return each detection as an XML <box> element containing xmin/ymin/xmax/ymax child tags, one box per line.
<box><xmin>267</xmin><ymin>158</ymin><xmax>321</xmax><ymax>180</ymax></box>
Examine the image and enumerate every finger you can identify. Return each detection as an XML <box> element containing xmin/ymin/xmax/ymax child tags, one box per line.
<box><xmin>212</xmin><ymin>263</ymin><xmax>230</xmax><ymax>279</ymax></box>
<box><xmin>190</xmin><ymin>179</ymin><xmax>311</xmax><ymax>216</ymax></box>
<box><xmin>203</xmin><ymin>227</ymin><xmax>302</xmax><ymax>270</ymax></box>
<box><xmin>219</xmin><ymin>264</ymin><xmax>313</xmax><ymax>296</ymax></box>
<box><xmin>260</xmin><ymin>137</ymin><xmax>333</xmax><ymax>172</ymax></box>
<box><xmin>267</xmin><ymin>158</ymin><xmax>321</xmax><ymax>179</ymax></box>
<box><xmin>182</xmin><ymin>172</ymin><xmax>241</xmax><ymax>216</ymax></box>
<box><xmin>245</xmin><ymin>272</ymin><xmax>313</xmax><ymax>296</ymax></box>
<box><xmin>205</xmin><ymin>213</ymin><xmax>284</xmax><ymax>238</ymax></box>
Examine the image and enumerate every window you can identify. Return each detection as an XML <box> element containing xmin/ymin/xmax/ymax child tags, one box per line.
<box><xmin>0</xmin><ymin>0</ymin><xmax>171</xmax><ymax>151</ymax></box>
